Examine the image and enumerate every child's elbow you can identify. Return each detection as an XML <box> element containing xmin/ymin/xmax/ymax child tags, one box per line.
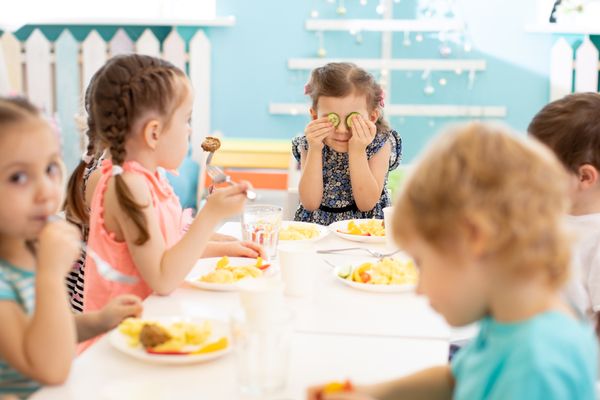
<box><xmin>36</xmin><ymin>365</ymin><xmax>71</xmax><ymax>386</ymax></box>
<box><xmin>154</xmin><ymin>286</ymin><xmax>176</xmax><ymax>296</ymax></box>
<box><xmin>355</xmin><ymin>200</ymin><xmax>377</xmax><ymax>212</ymax></box>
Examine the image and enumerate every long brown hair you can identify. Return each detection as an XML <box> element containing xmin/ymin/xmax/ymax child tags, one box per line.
<box><xmin>63</xmin><ymin>63</ymin><xmax>106</xmax><ymax>226</ymax></box>
<box><xmin>304</xmin><ymin>62</ymin><xmax>390</xmax><ymax>133</ymax></box>
<box><xmin>64</xmin><ymin>54</ymin><xmax>186</xmax><ymax>245</ymax></box>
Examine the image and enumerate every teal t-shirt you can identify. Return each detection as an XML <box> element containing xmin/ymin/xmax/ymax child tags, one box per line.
<box><xmin>452</xmin><ymin>311</ymin><xmax>597</xmax><ymax>400</ymax></box>
<box><xmin>0</xmin><ymin>259</ymin><xmax>39</xmax><ymax>398</ymax></box>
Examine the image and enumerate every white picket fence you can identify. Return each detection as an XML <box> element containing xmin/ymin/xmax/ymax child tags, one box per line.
<box><xmin>550</xmin><ymin>36</ymin><xmax>600</xmax><ymax>101</ymax></box>
<box><xmin>0</xmin><ymin>28</ymin><xmax>210</xmax><ymax>173</ymax></box>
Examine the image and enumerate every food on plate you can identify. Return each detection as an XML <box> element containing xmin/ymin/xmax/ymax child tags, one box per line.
<box><xmin>117</xmin><ymin>318</ymin><xmax>223</xmax><ymax>355</ymax></box>
<box><xmin>139</xmin><ymin>323</ymin><xmax>171</xmax><ymax>349</ymax></box>
<box><xmin>199</xmin><ymin>256</ymin><xmax>269</xmax><ymax>284</ymax></box>
<box><xmin>337</xmin><ymin>257</ymin><xmax>417</xmax><ymax>285</ymax></box>
<box><xmin>279</xmin><ymin>224</ymin><xmax>320</xmax><ymax>240</ymax></box>
<box><xmin>201</xmin><ymin>136</ymin><xmax>221</xmax><ymax>152</ymax></box>
<box><xmin>338</xmin><ymin>219</ymin><xmax>385</xmax><ymax>237</ymax></box>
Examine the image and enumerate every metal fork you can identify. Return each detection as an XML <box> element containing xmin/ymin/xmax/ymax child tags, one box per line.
<box><xmin>317</xmin><ymin>247</ymin><xmax>401</xmax><ymax>259</ymax></box>
<box><xmin>206</xmin><ymin>165</ymin><xmax>257</xmax><ymax>201</ymax></box>
<box><xmin>205</xmin><ymin>151</ymin><xmax>215</xmax><ymax>167</ymax></box>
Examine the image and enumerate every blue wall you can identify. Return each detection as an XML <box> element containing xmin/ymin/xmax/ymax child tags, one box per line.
<box><xmin>7</xmin><ymin>0</ymin><xmax>588</xmax><ymax>161</ymax></box>
<box><xmin>209</xmin><ymin>0</ymin><xmax>572</xmax><ymax>161</ymax></box>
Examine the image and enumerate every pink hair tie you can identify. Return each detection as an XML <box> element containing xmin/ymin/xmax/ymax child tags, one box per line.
<box><xmin>304</xmin><ymin>84</ymin><xmax>312</xmax><ymax>95</ymax></box>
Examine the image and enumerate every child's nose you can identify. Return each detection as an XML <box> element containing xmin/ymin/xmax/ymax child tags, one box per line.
<box><xmin>35</xmin><ymin>176</ymin><xmax>57</xmax><ymax>205</ymax></box>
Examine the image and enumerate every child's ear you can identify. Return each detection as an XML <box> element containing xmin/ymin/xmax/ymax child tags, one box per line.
<box><xmin>577</xmin><ymin>164</ymin><xmax>600</xmax><ymax>189</ymax></box>
<box><xmin>369</xmin><ymin>109</ymin><xmax>380</xmax><ymax>123</ymax></box>
<box><xmin>142</xmin><ymin>119</ymin><xmax>162</xmax><ymax>150</ymax></box>
<box><xmin>309</xmin><ymin>108</ymin><xmax>318</xmax><ymax>120</ymax></box>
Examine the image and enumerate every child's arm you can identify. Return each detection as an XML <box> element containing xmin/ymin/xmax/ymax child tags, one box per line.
<box><xmin>308</xmin><ymin>366</ymin><xmax>454</xmax><ymax>400</ymax></box>
<box><xmin>298</xmin><ymin>117</ymin><xmax>334</xmax><ymax>211</ymax></box>
<box><xmin>108</xmin><ymin>176</ymin><xmax>249</xmax><ymax>295</ymax></box>
<box><xmin>74</xmin><ymin>294</ymin><xmax>142</xmax><ymax>342</ymax></box>
<box><xmin>348</xmin><ymin>115</ymin><xmax>391</xmax><ymax>212</ymax></box>
<box><xmin>0</xmin><ymin>221</ymin><xmax>81</xmax><ymax>385</ymax></box>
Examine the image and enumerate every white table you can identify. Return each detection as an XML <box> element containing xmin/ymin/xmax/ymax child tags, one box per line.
<box><xmin>32</xmin><ymin>221</ymin><xmax>462</xmax><ymax>399</ymax></box>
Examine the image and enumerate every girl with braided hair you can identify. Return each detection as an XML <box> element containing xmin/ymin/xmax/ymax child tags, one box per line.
<box><xmin>65</xmin><ymin>54</ymin><xmax>261</xmax><ymax>312</ymax></box>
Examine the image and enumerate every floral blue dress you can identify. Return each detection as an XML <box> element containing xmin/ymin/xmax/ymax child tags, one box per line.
<box><xmin>292</xmin><ymin>130</ymin><xmax>402</xmax><ymax>225</ymax></box>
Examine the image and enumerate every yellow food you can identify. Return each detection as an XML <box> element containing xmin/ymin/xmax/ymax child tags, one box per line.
<box><xmin>345</xmin><ymin>257</ymin><xmax>418</xmax><ymax>285</ymax></box>
<box><xmin>279</xmin><ymin>224</ymin><xmax>320</xmax><ymax>240</ymax></box>
<box><xmin>345</xmin><ymin>219</ymin><xmax>385</xmax><ymax>237</ymax></box>
<box><xmin>199</xmin><ymin>256</ymin><xmax>263</xmax><ymax>284</ymax></box>
<box><xmin>192</xmin><ymin>337</ymin><xmax>229</xmax><ymax>354</ymax></box>
<box><xmin>118</xmin><ymin>318</ymin><xmax>213</xmax><ymax>352</ymax></box>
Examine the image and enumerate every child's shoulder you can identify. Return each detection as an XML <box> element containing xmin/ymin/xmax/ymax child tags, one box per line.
<box><xmin>367</xmin><ymin>130</ymin><xmax>402</xmax><ymax>169</ymax></box>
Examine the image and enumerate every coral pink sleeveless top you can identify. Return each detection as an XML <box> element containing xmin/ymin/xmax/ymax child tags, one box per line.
<box><xmin>83</xmin><ymin>160</ymin><xmax>192</xmax><ymax>312</ymax></box>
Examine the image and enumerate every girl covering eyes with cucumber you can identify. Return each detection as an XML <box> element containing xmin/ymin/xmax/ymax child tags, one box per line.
<box><xmin>292</xmin><ymin>62</ymin><xmax>402</xmax><ymax>225</ymax></box>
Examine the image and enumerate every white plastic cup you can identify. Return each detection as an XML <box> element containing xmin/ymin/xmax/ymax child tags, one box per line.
<box><xmin>237</xmin><ymin>278</ymin><xmax>285</xmax><ymax>326</ymax></box>
<box><xmin>278</xmin><ymin>244</ymin><xmax>316</xmax><ymax>297</ymax></box>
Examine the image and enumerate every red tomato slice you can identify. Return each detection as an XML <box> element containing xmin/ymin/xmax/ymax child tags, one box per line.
<box><xmin>146</xmin><ymin>348</ymin><xmax>191</xmax><ymax>355</ymax></box>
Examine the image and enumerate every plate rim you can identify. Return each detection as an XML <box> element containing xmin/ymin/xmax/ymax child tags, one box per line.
<box><xmin>109</xmin><ymin>317</ymin><xmax>232</xmax><ymax>364</ymax></box>
<box><xmin>331</xmin><ymin>264</ymin><xmax>416</xmax><ymax>293</ymax></box>
<box><xmin>185</xmin><ymin>256</ymin><xmax>273</xmax><ymax>292</ymax></box>
<box><xmin>279</xmin><ymin>220</ymin><xmax>329</xmax><ymax>243</ymax></box>
<box><xmin>328</xmin><ymin>218</ymin><xmax>387</xmax><ymax>243</ymax></box>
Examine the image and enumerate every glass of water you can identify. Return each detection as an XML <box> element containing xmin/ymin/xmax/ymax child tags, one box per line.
<box><xmin>233</xmin><ymin>308</ymin><xmax>293</xmax><ymax>397</ymax></box>
<box><xmin>241</xmin><ymin>205</ymin><xmax>283</xmax><ymax>260</ymax></box>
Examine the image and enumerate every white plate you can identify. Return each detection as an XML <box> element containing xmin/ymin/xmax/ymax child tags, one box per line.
<box><xmin>328</xmin><ymin>219</ymin><xmax>386</xmax><ymax>243</ymax></box>
<box><xmin>185</xmin><ymin>257</ymin><xmax>274</xmax><ymax>292</ymax></box>
<box><xmin>332</xmin><ymin>264</ymin><xmax>416</xmax><ymax>294</ymax></box>
<box><xmin>279</xmin><ymin>221</ymin><xmax>329</xmax><ymax>243</ymax></box>
<box><xmin>108</xmin><ymin>317</ymin><xmax>231</xmax><ymax>365</ymax></box>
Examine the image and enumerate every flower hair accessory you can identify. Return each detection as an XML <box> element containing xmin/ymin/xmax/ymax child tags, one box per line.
<box><xmin>304</xmin><ymin>83</ymin><xmax>312</xmax><ymax>95</ymax></box>
<box><xmin>378</xmin><ymin>91</ymin><xmax>385</xmax><ymax>108</ymax></box>
<box><xmin>112</xmin><ymin>165</ymin><xmax>124</xmax><ymax>176</ymax></box>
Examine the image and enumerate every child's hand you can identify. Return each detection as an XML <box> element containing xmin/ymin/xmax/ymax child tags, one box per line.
<box><xmin>307</xmin><ymin>382</ymin><xmax>375</xmax><ymax>400</ymax></box>
<box><xmin>37</xmin><ymin>219</ymin><xmax>82</xmax><ymax>276</ymax></box>
<box><xmin>97</xmin><ymin>294</ymin><xmax>143</xmax><ymax>332</ymax></box>
<box><xmin>204</xmin><ymin>182</ymin><xmax>252</xmax><ymax>219</ymax></box>
<box><xmin>221</xmin><ymin>241</ymin><xmax>266</xmax><ymax>259</ymax></box>
<box><xmin>348</xmin><ymin>114</ymin><xmax>376</xmax><ymax>153</ymax></box>
<box><xmin>305</xmin><ymin>117</ymin><xmax>334</xmax><ymax>151</ymax></box>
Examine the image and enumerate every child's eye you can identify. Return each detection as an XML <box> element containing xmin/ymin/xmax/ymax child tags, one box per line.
<box><xmin>47</xmin><ymin>162</ymin><xmax>61</xmax><ymax>178</ymax></box>
<box><xmin>9</xmin><ymin>172</ymin><xmax>27</xmax><ymax>185</ymax></box>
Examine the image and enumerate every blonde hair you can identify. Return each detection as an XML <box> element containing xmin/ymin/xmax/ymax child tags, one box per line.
<box><xmin>393</xmin><ymin>122</ymin><xmax>571</xmax><ymax>287</ymax></box>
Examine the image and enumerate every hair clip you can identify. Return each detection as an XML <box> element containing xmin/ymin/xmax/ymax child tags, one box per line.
<box><xmin>82</xmin><ymin>152</ymin><xmax>93</xmax><ymax>164</ymax></box>
<box><xmin>304</xmin><ymin>84</ymin><xmax>312</xmax><ymax>95</ymax></box>
<box><xmin>112</xmin><ymin>165</ymin><xmax>124</xmax><ymax>176</ymax></box>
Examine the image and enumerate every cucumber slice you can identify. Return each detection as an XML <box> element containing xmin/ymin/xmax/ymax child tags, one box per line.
<box><xmin>337</xmin><ymin>265</ymin><xmax>353</xmax><ymax>279</ymax></box>
<box><xmin>346</xmin><ymin>112</ymin><xmax>361</xmax><ymax>128</ymax></box>
<box><xmin>327</xmin><ymin>112</ymin><xmax>341</xmax><ymax>127</ymax></box>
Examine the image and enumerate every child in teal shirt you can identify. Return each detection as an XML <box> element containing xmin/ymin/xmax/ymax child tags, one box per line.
<box><xmin>307</xmin><ymin>123</ymin><xmax>597</xmax><ymax>400</ymax></box>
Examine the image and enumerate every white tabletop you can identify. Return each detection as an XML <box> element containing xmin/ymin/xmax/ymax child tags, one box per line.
<box><xmin>32</xmin><ymin>220</ymin><xmax>465</xmax><ymax>399</ymax></box>
<box><xmin>32</xmin><ymin>331</ymin><xmax>449</xmax><ymax>400</ymax></box>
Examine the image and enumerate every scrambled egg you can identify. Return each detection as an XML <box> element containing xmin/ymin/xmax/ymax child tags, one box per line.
<box><xmin>339</xmin><ymin>257</ymin><xmax>418</xmax><ymax>285</ymax></box>
<box><xmin>119</xmin><ymin>318</ymin><xmax>212</xmax><ymax>351</ymax></box>
<box><xmin>279</xmin><ymin>224</ymin><xmax>320</xmax><ymax>240</ymax></box>
<box><xmin>343</xmin><ymin>220</ymin><xmax>385</xmax><ymax>237</ymax></box>
<box><xmin>199</xmin><ymin>256</ymin><xmax>263</xmax><ymax>284</ymax></box>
